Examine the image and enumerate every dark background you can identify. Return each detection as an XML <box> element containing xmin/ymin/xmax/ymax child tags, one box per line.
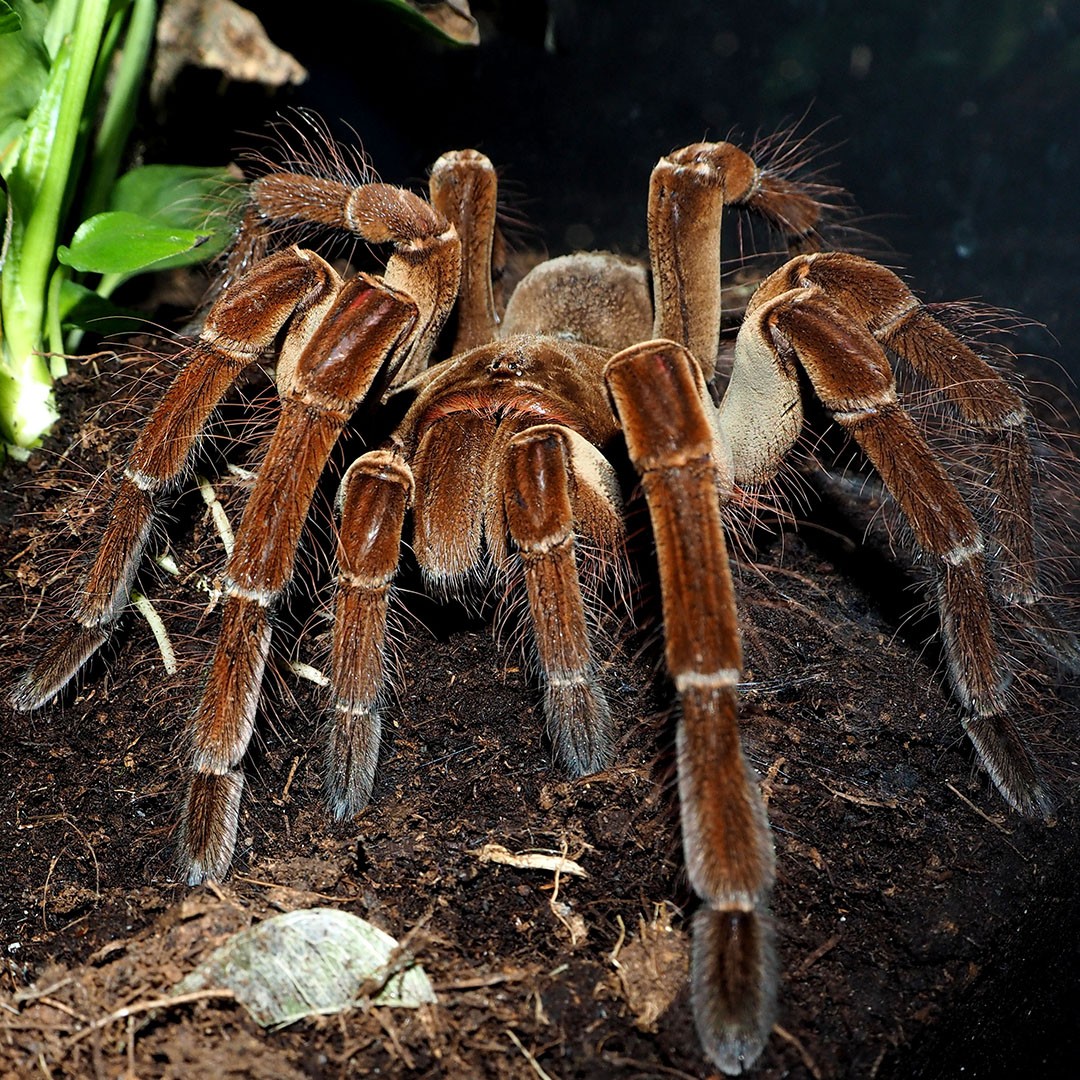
<box><xmin>156</xmin><ymin>0</ymin><xmax>1080</xmax><ymax>386</ymax></box>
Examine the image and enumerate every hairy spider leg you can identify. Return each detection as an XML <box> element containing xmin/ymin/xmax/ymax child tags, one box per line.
<box><xmin>326</xmin><ymin>449</ymin><xmax>413</xmax><ymax>818</ymax></box>
<box><xmin>245</xmin><ymin>172</ymin><xmax>459</xmax><ymax>382</ymax></box>
<box><xmin>606</xmin><ymin>342</ymin><xmax>776</xmax><ymax>1077</ymax></box>
<box><xmin>503</xmin><ymin>423</ymin><xmax>626</xmax><ymax>773</ymax></box>
<box><xmin>181</xmin><ymin>276</ymin><xmax>420</xmax><ymax>882</ymax></box>
<box><xmin>611</xmin><ymin>138</ymin><xmax>839</xmax><ymax>1076</ymax></box>
<box><xmin>648</xmin><ymin>141</ymin><xmax>828</xmax><ymax>380</ymax></box>
<box><xmin>10</xmin><ymin>248</ymin><xmax>343</xmax><ymax>712</ymax></box>
<box><xmin>732</xmin><ymin>277</ymin><xmax>1052</xmax><ymax>818</ymax></box>
<box><xmin>429</xmin><ymin>149</ymin><xmax>500</xmax><ymax>352</ymax></box>
<box><xmin>402</xmin><ymin>338</ymin><xmax>627</xmax><ymax>764</ymax></box>
<box><xmin>786</xmin><ymin>253</ymin><xmax>1080</xmax><ymax>674</ymax></box>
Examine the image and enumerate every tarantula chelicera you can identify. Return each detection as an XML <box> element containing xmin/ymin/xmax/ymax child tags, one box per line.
<box><xmin>11</xmin><ymin>136</ymin><xmax>1075</xmax><ymax>1073</ymax></box>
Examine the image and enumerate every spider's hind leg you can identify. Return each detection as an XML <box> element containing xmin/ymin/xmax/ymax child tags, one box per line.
<box><xmin>740</xmin><ymin>256</ymin><xmax>1054</xmax><ymax>818</ymax></box>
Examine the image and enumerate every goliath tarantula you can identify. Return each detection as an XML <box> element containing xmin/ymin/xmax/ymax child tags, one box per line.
<box><xmin>11</xmin><ymin>135</ymin><xmax>1073</xmax><ymax>1073</ymax></box>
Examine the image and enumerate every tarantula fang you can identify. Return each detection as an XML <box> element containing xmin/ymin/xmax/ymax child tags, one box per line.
<box><xmin>12</xmin><ymin>137</ymin><xmax>1075</xmax><ymax>1074</ymax></box>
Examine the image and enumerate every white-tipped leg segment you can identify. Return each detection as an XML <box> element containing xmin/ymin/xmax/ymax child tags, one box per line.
<box><xmin>606</xmin><ymin>341</ymin><xmax>776</xmax><ymax>1075</ymax></box>
<box><xmin>327</xmin><ymin>451</ymin><xmax>413</xmax><ymax>818</ymax></box>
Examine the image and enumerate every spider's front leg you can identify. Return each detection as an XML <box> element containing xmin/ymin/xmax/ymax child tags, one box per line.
<box><xmin>181</xmin><ymin>276</ymin><xmax>419</xmax><ymax>882</ymax></box>
<box><xmin>593</xmin><ymin>139</ymin><xmax>839</xmax><ymax>1074</ymax></box>
<box><xmin>10</xmin><ymin>248</ymin><xmax>344</xmax><ymax>712</ymax></box>
<box><xmin>607</xmin><ymin>342</ymin><xmax>775</xmax><ymax>1074</ymax></box>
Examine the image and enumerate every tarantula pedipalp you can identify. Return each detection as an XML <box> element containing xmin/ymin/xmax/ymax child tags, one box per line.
<box><xmin>11</xmin><ymin>138</ymin><xmax>1073</xmax><ymax>1074</ymax></box>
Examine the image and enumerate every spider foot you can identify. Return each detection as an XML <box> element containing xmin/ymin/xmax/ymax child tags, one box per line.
<box><xmin>325</xmin><ymin>704</ymin><xmax>381</xmax><ymax>819</ymax></box>
<box><xmin>543</xmin><ymin>675</ymin><xmax>614</xmax><ymax>777</ymax></box>
<box><xmin>9</xmin><ymin>624</ymin><xmax>110</xmax><ymax>712</ymax></box>
<box><xmin>180</xmin><ymin>770</ymin><xmax>245</xmax><ymax>884</ymax></box>
<box><xmin>691</xmin><ymin>906</ymin><xmax>777</xmax><ymax>1076</ymax></box>
<box><xmin>962</xmin><ymin>712</ymin><xmax>1055</xmax><ymax>822</ymax></box>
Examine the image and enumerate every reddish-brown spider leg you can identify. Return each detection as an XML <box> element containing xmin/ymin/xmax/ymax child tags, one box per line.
<box><xmin>245</xmin><ymin>172</ymin><xmax>460</xmax><ymax>380</ymax></box>
<box><xmin>10</xmin><ymin>247</ymin><xmax>343</xmax><ymax>712</ymax></box>
<box><xmin>503</xmin><ymin>425</ymin><xmax>625</xmax><ymax>773</ymax></box>
<box><xmin>733</xmin><ymin>272</ymin><xmax>1051</xmax><ymax>816</ymax></box>
<box><xmin>790</xmin><ymin>256</ymin><xmax>1080</xmax><ymax>668</ymax></box>
<box><xmin>429</xmin><ymin>149</ymin><xmax>499</xmax><ymax>352</ymax></box>
<box><xmin>606</xmin><ymin>342</ymin><xmax>776</xmax><ymax>1076</ymax></box>
<box><xmin>648</xmin><ymin>141</ymin><xmax>827</xmax><ymax>378</ymax></box>
<box><xmin>762</xmin><ymin>253</ymin><xmax>1043</xmax><ymax>600</ymax></box>
<box><xmin>326</xmin><ymin>449</ymin><xmax>413</xmax><ymax>817</ymax></box>
<box><xmin>181</xmin><ymin>277</ymin><xmax>419</xmax><ymax>882</ymax></box>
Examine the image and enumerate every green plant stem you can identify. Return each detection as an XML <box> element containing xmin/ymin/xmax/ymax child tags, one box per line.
<box><xmin>83</xmin><ymin>0</ymin><xmax>156</xmax><ymax>220</ymax></box>
<box><xmin>0</xmin><ymin>0</ymin><xmax>109</xmax><ymax>446</ymax></box>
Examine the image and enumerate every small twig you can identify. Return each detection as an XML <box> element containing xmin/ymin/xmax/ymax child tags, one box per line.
<box><xmin>822</xmin><ymin>783</ymin><xmax>897</xmax><ymax>809</ymax></box>
<box><xmin>506</xmin><ymin>1028</ymin><xmax>556</xmax><ymax>1080</ymax></box>
<box><xmin>231</xmin><ymin>874</ymin><xmax>363</xmax><ymax>903</ymax></box>
<box><xmin>608</xmin><ymin>913</ymin><xmax>627</xmax><ymax>967</ymax></box>
<box><xmin>198</xmin><ymin>475</ymin><xmax>235</xmax><ymax>555</ymax></box>
<box><xmin>431</xmin><ymin>972</ymin><xmax>526</xmax><ymax>992</ymax></box>
<box><xmin>794</xmin><ymin>932</ymin><xmax>842</xmax><ymax>976</ymax></box>
<box><xmin>945</xmin><ymin>782</ymin><xmax>1013</xmax><ymax>834</ymax></box>
<box><xmin>14</xmin><ymin>977</ymin><xmax>74</xmax><ymax>1005</ymax></box>
<box><xmin>374</xmin><ymin>1009</ymin><xmax>414</xmax><ymax>1069</ymax></box>
<box><xmin>37</xmin><ymin>997</ymin><xmax>88</xmax><ymax>1023</ymax></box>
<box><xmin>774</xmin><ymin>1023</ymin><xmax>823</xmax><ymax>1079</ymax></box>
<box><xmin>130</xmin><ymin>590</ymin><xmax>177</xmax><ymax>674</ymax></box>
<box><xmin>472</xmin><ymin>843</ymin><xmax>587</xmax><ymax>878</ymax></box>
<box><xmin>66</xmin><ymin>989</ymin><xmax>236</xmax><ymax>1047</ymax></box>
<box><xmin>279</xmin><ymin>755</ymin><xmax>301</xmax><ymax>803</ymax></box>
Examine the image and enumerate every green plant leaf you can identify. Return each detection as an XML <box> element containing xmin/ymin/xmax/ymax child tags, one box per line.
<box><xmin>58</xmin><ymin>210</ymin><xmax>208</xmax><ymax>273</ymax></box>
<box><xmin>0</xmin><ymin>0</ymin><xmax>52</xmax><ymax>180</ymax></box>
<box><xmin>57</xmin><ymin>277</ymin><xmax>140</xmax><ymax>334</ymax></box>
<box><xmin>0</xmin><ymin>0</ymin><xmax>23</xmax><ymax>35</ymax></box>
<box><xmin>111</xmin><ymin>162</ymin><xmax>239</xmax><ymax>225</ymax></box>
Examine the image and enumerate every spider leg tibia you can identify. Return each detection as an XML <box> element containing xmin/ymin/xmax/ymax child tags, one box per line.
<box><xmin>327</xmin><ymin>450</ymin><xmax>413</xmax><ymax>818</ymax></box>
<box><xmin>606</xmin><ymin>341</ymin><xmax>776</xmax><ymax>1076</ymax></box>
<box><xmin>180</xmin><ymin>278</ymin><xmax>419</xmax><ymax>882</ymax></box>
<box><xmin>503</xmin><ymin>425</ymin><xmax>621</xmax><ymax>775</ymax></box>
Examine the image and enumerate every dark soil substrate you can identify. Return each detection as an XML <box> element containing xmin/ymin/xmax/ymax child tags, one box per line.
<box><xmin>2</xmin><ymin>314</ymin><xmax>1078</xmax><ymax>1080</ymax></box>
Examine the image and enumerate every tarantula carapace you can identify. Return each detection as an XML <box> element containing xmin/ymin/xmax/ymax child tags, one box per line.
<box><xmin>11</xmin><ymin>138</ymin><xmax>1073</xmax><ymax>1073</ymax></box>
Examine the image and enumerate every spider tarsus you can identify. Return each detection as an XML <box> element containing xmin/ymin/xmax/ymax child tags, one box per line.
<box><xmin>544</xmin><ymin>676</ymin><xmax>614</xmax><ymax>777</ymax></box>
<box><xmin>9</xmin><ymin>624</ymin><xmax>110</xmax><ymax>712</ymax></box>
<box><xmin>961</xmin><ymin>712</ymin><xmax>1055</xmax><ymax>822</ymax></box>
<box><xmin>180</xmin><ymin>769</ymin><xmax>245</xmax><ymax>884</ymax></box>
<box><xmin>691</xmin><ymin>906</ymin><xmax>777</xmax><ymax>1076</ymax></box>
<box><xmin>325</xmin><ymin>704</ymin><xmax>381</xmax><ymax>818</ymax></box>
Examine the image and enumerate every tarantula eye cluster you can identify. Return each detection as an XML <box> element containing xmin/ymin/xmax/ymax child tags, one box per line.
<box><xmin>12</xmin><ymin>133</ymin><xmax>1075</xmax><ymax>1073</ymax></box>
